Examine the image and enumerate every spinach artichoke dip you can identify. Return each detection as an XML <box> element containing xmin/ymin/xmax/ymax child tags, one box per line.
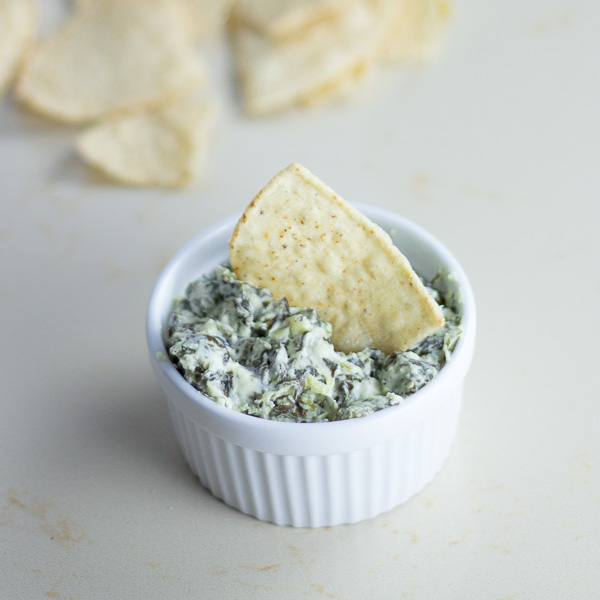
<box><xmin>166</xmin><ymin>265</ymin><xmax>462</xmax><ymax>423</ymax></box>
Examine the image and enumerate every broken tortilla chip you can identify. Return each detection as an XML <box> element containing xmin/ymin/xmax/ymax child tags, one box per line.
<box><xmin>76</xmin><ymin>97</ymin><xmax>215</xmax><ymax>187</ymax></box>
<box><xmin>16</xmin><ymin>0</ymin><xmax>205</xmax><ymax>123</ymax></box>
<box><xmin>229</xmin><ymin>163</ymin><xmax>445</xmax><ymax>353</ymax></box>
<box><xmin>0</xmin><ymin>0</ymin><xmax>36</xmax><ymax>97</ymax></box>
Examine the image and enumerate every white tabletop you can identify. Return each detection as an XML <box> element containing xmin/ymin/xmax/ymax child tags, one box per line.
<box><xmin>2</xmin><ymin>1</ymin><xmax>599</xmax><ymax>598</ymax></box>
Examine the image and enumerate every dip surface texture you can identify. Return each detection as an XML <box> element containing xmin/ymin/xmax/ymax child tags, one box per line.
<box><xmin>167</xmin><ymin>265</ymin><xmax>461</xmax><ymax>422</ymax></box>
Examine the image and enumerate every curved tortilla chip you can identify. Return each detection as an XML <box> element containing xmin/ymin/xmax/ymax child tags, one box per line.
<box><xmin>229</xmin><ymin>163</ymin><xmax>445</xmax><ymax>353</ymax></box>
<box><xmin>16</xmin><ymin>0</ymin><xmax>205</xmax><ymax>123</ymax></box>
<box><xmin>0</xmin><ymin>0</ymin><xmax>36</xmax><ymax>96</ymax></box>
<box><xmin>232</xmin><ymin>0</ymin><xmax>385</xmax><ymax>116</ymax></box>
<box><xmin>77</xmin><ymin>98</ymin><xmax>215</xmax><ymax>187</ymax></box>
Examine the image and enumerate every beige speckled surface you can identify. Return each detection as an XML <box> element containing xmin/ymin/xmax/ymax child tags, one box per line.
<box><xmin>1</xmin><ymin>0</ymin><xmax>599</xmax><ymax>598</ymax></box>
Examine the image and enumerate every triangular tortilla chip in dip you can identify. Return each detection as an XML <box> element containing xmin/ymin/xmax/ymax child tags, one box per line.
<box><xmin>229</xmin><ymin>163</ymin><xmax>445</xmax><ymax>353</ymax></box>
<box><xmin>16</xmin><ymin>0</ymin><xmax>205</xmax><ymax>123</ymax></box>
<box><xmin>231</xmin><ymin>0</ymin><xmax>384</xmax><ymax>116</ymax></box>
<box><xmin>77</xmin><ymin>98</ymin><xmax>215</xmax><ymax>187</ymax></box>
<box><xmin>0</xmin><ymin>0</ymin><xmax>36</xmax><ymax>97</ymax></box>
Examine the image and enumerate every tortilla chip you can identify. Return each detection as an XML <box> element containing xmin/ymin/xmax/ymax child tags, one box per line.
<box><xmin>231</xmin><ymin>0</ymin><xmax>385</xmax><ymax>116</ymax></box>
<box><xmin>233</xmin><ymin>0</ymin><xmax>356</xmax><ymax>41</ymax></box>
<box><xmin>380</xmin><ymin>0</ymin><xmax>452</xmax><ymax>63</ymax></box>
<box><xmin>16</xmin><ymin>0</ymin><xmax>205</xmax><ymax>123</ymax></box>
<box><xmin>299</xmin><ymin>59</ymin><xmax>372</xmax><ymax>108</ymax></box>
<box><xmin>229</xmin><ymin>163</ymin><xmax>445</xmax><ymax>353</ymax></box>
<box><xmin>179</xmin><ymin>0</ymin><xmax>235</xmax><ymax>39</ymax></box>
<box><xmin>0</xmin><ymin>0</ymin><xmax>36</xmax><ymax>96</ymax></box>
<box><xmin>77</xmin><ymin>98</ymin><xmax>215</xmax><ymax>187</ymax></box>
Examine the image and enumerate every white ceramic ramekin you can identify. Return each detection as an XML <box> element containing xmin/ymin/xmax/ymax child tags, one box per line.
<box><xmin>146</xmin><ymin>204</ymin><xmax>476</xmax><ymax>527</ymax></box>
